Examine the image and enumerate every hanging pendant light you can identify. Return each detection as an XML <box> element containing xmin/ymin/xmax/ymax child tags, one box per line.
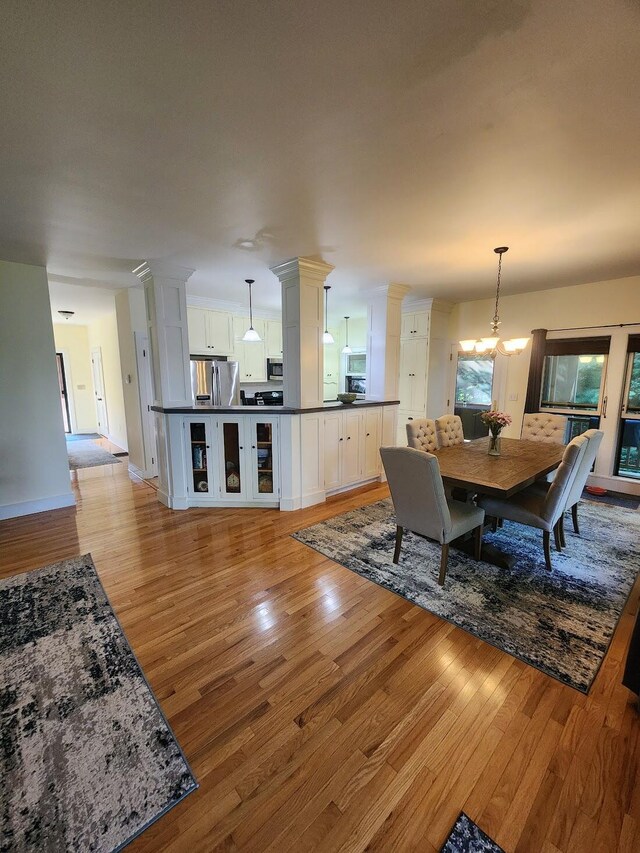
<box><xmin>323</xmin><ymin>286</ymin><xmax>334</xmax><ymax>344</ymax></box>
<box><xmin>342</xmin><ymin>316</ymin><xmax>352</xmax><ymax>354</ymax></box>
<box><xmin>242</xmin><ymin>278</ymin><xmax>261</xmax><ymax>342</ymax></box>
<box><xmin>459</xmin><ymin>247</ymin><xmax>529</xmax><ymax>358</ymax></box>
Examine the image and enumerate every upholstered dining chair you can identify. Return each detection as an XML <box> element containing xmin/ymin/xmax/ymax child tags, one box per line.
<box><xmin>380</xmin><ymin>446</ymin><xmax>485</xmax><ymax>585</ymax></box>
<box><xmin>534</xmin><ymin>429</ymin><xmax>604</xmax><ymax>545</ymax></box>
<box><xmin>406</xmin><ymin>418</ymin><xmax>438</xmax><ymax>452</ymax></box>
<box><xmin>521</xmin><ymin>412</ymin><xmax>567</xmax><ymax>444</ymax></box>
<box><xmin>478</xmin><ymin>434</ymin><xmax>588</xmax><ymax>572</ymax></box>
<box><xmin>435</xmin><ymin>414</ymin><xmax>464</xmax><ymax>447</ymax></box>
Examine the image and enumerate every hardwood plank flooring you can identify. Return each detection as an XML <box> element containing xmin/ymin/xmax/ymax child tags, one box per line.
<box><xmin>1</xmin><ymin>464</ymin><xmax>639</xmax><ymax>852</ymax></box>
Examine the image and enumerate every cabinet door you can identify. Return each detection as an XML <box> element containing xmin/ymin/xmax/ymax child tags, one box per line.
<box><xmin>400</xmin><ymin>313</ymin><xmax>415</xmax><ymax>340</ymax></box>
<box><xmin>399</xmin><ymin>340</ymin><xmax>416</xmax><ymax>409</ymax></box>
<box><xmin>217</xmin><ymin>418</ymin><xmax>247</xmax><ymax>498</ymax></box>
<box><xmin>362</xmin><ymin>409</ymin><xmax>382</xmax><ymax>478</ymax></box>
<box><xmin>323</xmin><ymin>380</ymin><xmax>338</xmax><ymax>401</ymax></box>
<box><xmin>187</xmin><ymin>308</ymin><xmax>208</xmax><ymax>354</ymax></box>
<box><xmin>266</xmin><ymin>320</ymin><xmax>283</xmax><ymax>358</ymax></box>
<box><xmin>413</xmin><ymin>312</ymin><xmax>429</xmax><ymax>338</ymax></box>
<box><xmin>248</xmin><ymin>417</ymin><xmax>279</xmax><ymax>499</ymax></box>
<box><xmin>411</xmin><ymin>341</ymin><xmax>428</xmax><ymax>412</ymax></box>
<box><xmin>184</xmin><ymin>418</ymin><xmax>215</xmax><ymax>496</ymax></box>
<box><xmin>342</xmin><ymin>410</ymin><xmax>361</xmax><ymax>484</ymax></box>
<box><xmin>324</xmin><ymin>411</ymin><xmax>342</xmax><ymax>491</ymax></box>
<box><xmin>242</xmin><ymin>341</ymin><xmax>267</xmax><ymax>381</ymax></box>
<box><xmin>207</xmin><ymin>310</ymin><xmax>233</xmax><ymax>354</ymax></box>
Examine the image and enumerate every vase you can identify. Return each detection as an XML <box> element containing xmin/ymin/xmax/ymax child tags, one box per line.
<box><xmin>488</xmin><ymin>433</ymin><xmax>502</xmax><ymax>456</ymax></box>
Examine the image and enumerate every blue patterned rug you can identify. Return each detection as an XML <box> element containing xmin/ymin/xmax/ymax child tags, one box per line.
<box><xmin>441</xmin><ymin>812</ymin><xmax>504</xmax><ymax>852</ymax></box>
<box><xmin>293</xmin><ymin>499</ymin><xmax>640</xmax><ymax>692</ymax></box>
<box><xmin>0</xmin><ymin>555</ymin><xmax>197</xmax><ymax>852</ymax></box>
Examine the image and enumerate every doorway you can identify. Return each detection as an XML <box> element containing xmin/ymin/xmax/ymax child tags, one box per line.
<box><xmin>454</xmin><ymin>353</ymin><xmax>494</xmax><ymax>439</ymax></box>
<box><xmin>56</xmin><ymin>353</ymin><xmax>71</xmax><ymax>434</ymax></box>
<box><xmin>135</xmin><ymin>333</ymin><xmax>158</xmax><ymax>477</ymax></box>
<box><xmin>90</xmin><ymin>347</ymin><xmax>109</xmax><ymax>436</ymax></box>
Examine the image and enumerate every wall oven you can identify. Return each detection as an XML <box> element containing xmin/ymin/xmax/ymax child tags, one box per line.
<box><xmin>345</xmin><ymin>375</ymin><xmax>366</xmax><ymax>397</ymax></box>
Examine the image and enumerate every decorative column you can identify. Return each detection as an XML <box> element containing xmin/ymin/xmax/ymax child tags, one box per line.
<box><xmin>269</xmin><ymin>256</ymin><xmax>335</xmax><ymax>408</ymax></box>
<box><xmin>366</xmin><ymin>283</ymin><xmax>410</xmax><ymax>401</ymax></box>
<box><xmin>133</xmin><ymin>261</ymin><xmax>194</xmax><ymax>407</ymax></box>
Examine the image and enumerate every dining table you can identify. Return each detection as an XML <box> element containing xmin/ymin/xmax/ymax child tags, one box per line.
<box><xmin>433</xmin><ymin>436</ymin><xmax>566</xmax><ymax>568</ymax></box>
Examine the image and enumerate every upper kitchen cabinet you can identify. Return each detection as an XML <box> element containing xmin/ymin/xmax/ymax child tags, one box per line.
<box><xmin>265</xmin><ymin>320</ymin><xmax>283</xmax><ymax>358</ymax></box>
<box><xmin>187</xmin><ymin>307</ymin><xmax>233</xmax><ymax>355</ymax></box>
<box><xmin>401</xmin><ymin>311</ymin><xmax>429</xmax><ymax>340</ymax></box>
<box><xmin>232</xmin><ymin>315</ymin><xmax>266</xmax><ymax>342</ymax></box>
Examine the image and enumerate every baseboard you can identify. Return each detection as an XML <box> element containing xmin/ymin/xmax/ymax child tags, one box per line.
<box><xmin>0</xmin><ymin>492</ymin><xmax>76</xmax><ymax>520</ymax></box>
<box><xmin>128</xmin><ymin>462</ymin><xmax>156</xmax><ymax>481</ymax></box>
<box><xmin>326</xmin><ymin>477</ymin><xmax>380</xmax><ymax>498</ymax></box>
<box><xmin>301</xmin><ymin>490</ymin><xmax>327</xmax><ymax>508</ymax></box>
<box><xmin>587</xmin><ymin>473</ymin><xmax>640</xmax><ymax>497</ymax></box>
<box><xmin>279</xmin><ymin>497</ymin><xmax>302</xmax><ymax>511</ymax></box>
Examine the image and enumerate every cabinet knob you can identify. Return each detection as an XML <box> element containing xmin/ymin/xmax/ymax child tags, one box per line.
<box><xmin>240</xmin><ymin>446</ymin><xmax>244</xmax><ymax>450</ymax></box>
<box><xmin>366</xmin><ymin>433</ymin><xmax>370</xmax><ymax>437</ymax></box>
<box><xmin>339</xmin><ymin>437</ymin><xmax>343</xmax><ymax>442</ymax></box>
<box><xmin>347</xmin><ymin>436</ymin><xmax>351</xmax><ymax>440</ymax></box>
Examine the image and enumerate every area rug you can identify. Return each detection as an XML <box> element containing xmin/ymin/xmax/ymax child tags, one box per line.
<box><xmin>440</xmin><ymin>812</ymin><xmax>504</xmax><ymax>852</ymax></box>
<box><xmin>583</xmin><ymin>490</ymin><xmax>640</xmax><ymax>510</ymax></box>
<box><xmin>0</xmin><ymin>555</ymin><xmax>197</xmax><ymax>852</ymax></box>
<box><xmin>293</xmin><ymin>499</ymin><xmax>640</xmax><ymax>692</ymax></box>
<box><xmin>65</xmin><ymin>433</ymin><xmax>102</xmax><ymax>442</ymax></box>
<box><xmin>67</xmin><ymin>439</ymin><xmax>121</xmax><ymax>470</ymax></box>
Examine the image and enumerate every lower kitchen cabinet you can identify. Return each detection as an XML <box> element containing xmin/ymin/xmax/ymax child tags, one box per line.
<box><xmin>323</xmin><ymin>407</ymin><xmax>382</xmax><ymax>492</ymax></box>
<box><xmin>184</xmin><ymin>415</ymin><xmax>279</xmax><ymax>504</ymax></box>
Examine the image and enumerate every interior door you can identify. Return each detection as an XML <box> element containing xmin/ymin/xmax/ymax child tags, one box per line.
<box><xmin>91</xmin><ymin>347</ymin><xmax>109</xmax><ymax>436</ymax></box>
<box><xmin>56</xmin><ymin>353</ymin><xmax>71</xmax><ymax>433</ymax></box>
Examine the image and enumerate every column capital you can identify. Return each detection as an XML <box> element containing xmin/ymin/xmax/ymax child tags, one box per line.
<box><xmin>132</xmin><ymin>260</ymin><xmax>195</xmax><ymax>285</ymax></box>
<box><xmin>270</xmin><ymin>256</ymin><xmax>335</xmax><ymax>284</ymax></box>
<box><xmin>369</xmin><ymin>283</ymin><xmax>412</xmax><ymax>302</ymax></box>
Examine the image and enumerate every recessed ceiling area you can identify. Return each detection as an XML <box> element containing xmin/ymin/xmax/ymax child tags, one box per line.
<box><xmin>1</xmin><ymin>0</ymin><xmax>639</xmax><ymax>317</ymax></box>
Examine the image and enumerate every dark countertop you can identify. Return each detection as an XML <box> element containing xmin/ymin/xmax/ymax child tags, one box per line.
<box><xmin>151</xmin><ymin>399</ymin><xmax>400</xmax><ymax>415</ymax></box>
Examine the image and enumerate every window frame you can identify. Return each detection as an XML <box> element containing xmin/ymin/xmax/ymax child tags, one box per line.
<box><xmin>539</xmin><ymin>336</ymin><xmax>610</xmax><ymax>416</ymax></box>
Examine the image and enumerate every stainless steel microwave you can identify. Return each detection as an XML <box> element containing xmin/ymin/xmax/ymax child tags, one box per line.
<box><xmin>267</xmin><ymin>359</ymin><xmax>283</xmax><ymax>379</ymax></box>
<box><xmin>345</xmin><ymin>375</ymin><xmax>366</xmax><ymax>396</ymax></box>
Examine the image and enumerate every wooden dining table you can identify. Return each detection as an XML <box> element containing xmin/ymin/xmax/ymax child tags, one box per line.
<box><xmin>433</xmin><ymin>436</ymin><xmax>566</xmax><ymax>567</ymax></box>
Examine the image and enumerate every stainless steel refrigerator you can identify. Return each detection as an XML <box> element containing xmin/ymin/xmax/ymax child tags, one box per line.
<box><xmin>190</xmin><ymin>358</ymin><xmax>240</xmax><ymax>406</ymax></box>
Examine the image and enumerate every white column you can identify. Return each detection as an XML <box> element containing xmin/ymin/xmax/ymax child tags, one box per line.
<box><xmin>269</xmin><ymin>256</ymin><xmax>335</xmax><ymax>408</ymax></box>
<box><xmin>366</xmin><ymin>284</ymin><xmax>410</xmax><ymax>401</ymax></box>
<box><xmin>133</xmin><ymin>261</ymin><xmax>194</xmax><ymax>407</ymax></box>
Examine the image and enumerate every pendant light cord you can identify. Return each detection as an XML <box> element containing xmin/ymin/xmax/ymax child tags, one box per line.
<box><xmin>493</xmin><ymin>252</ymin><xmax>502</xmax><ymax>330</ymax></box>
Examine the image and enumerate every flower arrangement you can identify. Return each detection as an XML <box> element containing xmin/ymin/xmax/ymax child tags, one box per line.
<box><xmin>479</xmin><ymin>410</ymin><xmax>512</xmax><ymax>436</ymax></box>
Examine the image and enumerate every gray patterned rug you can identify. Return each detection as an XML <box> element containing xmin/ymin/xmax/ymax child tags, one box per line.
<box><xmin>293</xmin><ymin>499</ymin><xmax>640</xmax><ymax>692</ymax></box>
<box><xmin>67</xmin><ymin>440</ymin><xmax>121</xmax><ymax>470</ymax></box>
<box><xmin>0</xmin><ymin>555</ymin><xmax>197</xmax><ymax>852</ymax></box>
<box><xmin>441</xmin><ymin>812</ymin><xmax>504</xmax><ymax>852</ymax></box>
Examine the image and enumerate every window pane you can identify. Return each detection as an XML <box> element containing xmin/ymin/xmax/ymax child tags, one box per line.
<box><xmin>616</xmin><ymin>419</ymin><xmax>640</xmax><ymax>480</ymax></box>
<box><xmin>541</xmin><ymin>354</ymin><xmax>605</xmax><ymax>410</ymax></box>
<box><xmin>454</xmin><ymin>355</ymin><xmax>493</xmax><ymax>439</ymax></box>
<box><xmin>455</xmin><ymin>355</ymin><xmax>493</xmax><ymax>406</ymax></box>
<box><xmin>627</xmin><ymin>352</ymin><xmax>640</xmax><ymax>411</ymax></box>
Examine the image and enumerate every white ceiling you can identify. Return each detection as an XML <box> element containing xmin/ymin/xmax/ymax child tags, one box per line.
<box><xmin>2</xmin><ymin>0</ymin><xmax>639</xmax><ymax>321</ymax></box>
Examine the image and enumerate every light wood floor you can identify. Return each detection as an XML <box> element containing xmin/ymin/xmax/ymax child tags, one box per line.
<box><xmin>1</xmin><ymin>463</ymin><xmax>639</xmax><ymax>852</ymax></box>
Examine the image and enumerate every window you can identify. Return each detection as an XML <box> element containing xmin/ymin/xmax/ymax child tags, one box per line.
<box><xmin>454</xmin><ymin>354</ymin><xmax>494</xmax><ymax>439</ymax></box>
<box><xmin>540</xmin><ymin>336</ymin><xmax>609</xmax><ymax>413</ymax></box>
<box><xmin>615</xmin><ymin>335</ymin><xmax>640</xmax><ymax>480</ymax></box>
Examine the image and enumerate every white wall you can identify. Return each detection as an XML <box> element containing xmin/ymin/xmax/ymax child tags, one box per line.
<box><xmin>0</xmin><ymin>260</ymin><xmax>75</xmax><ymax>519</ymax></box>
<box><xmin>87</xmin><ymin>311</ymin><xmax>128</xmax><ymax>450</ymax></box>
<box><xmin>115</xmin><ymin>288</ymin><xmax>146</xmax><ymax>471</ymax></box>
<box><xmin>452</xmin><ymin>274</ymin><xmax>640</xmax><ymax>437</ymax></box>
<box><xmin>53</xmin><ymin>323</ymin><xmax>98</xmax><ymax>433</ymax></box>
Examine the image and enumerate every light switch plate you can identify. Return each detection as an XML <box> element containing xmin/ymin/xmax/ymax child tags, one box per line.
<box><xmin>509</xmin><ymin>392</ymin><xmax>518</xmax><ymax>401</ymax></box>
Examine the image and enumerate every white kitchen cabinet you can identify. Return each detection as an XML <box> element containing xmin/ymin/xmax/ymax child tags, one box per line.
<box><xmin>401</xmin><ymin>311</ymin><xmax>429</xmax><ymax>340</ymax></box>
<box><xmin>187</xmin><ymin>307</ymin><xmax>233</xmax><ymax>355</ymax></box>
<box><xmin>233</xmin><ymin>315</ymin><xmax>266</xmax><ymax>342</ymax></box>
<box><xmin>246</xmin><ymin>416</ymin><xmax>279</xmax><ymax>500</ymax></box>
<box><xmin>323</xmin><ymin>407</ymin><xmax>382</xmax><ymax>491</ymax></box>
<box><xmin>399</xmin><ymin>338</ymin><xmax>428</xmax><ymax>412</ymax></box>
<box><xmin>265</xmin><ymin>320</ymin><xmax>283</xmax><ymax>358</ymax></box>
<box><xmin>216</xmin><ymin>415</ymin><xmax>278</xmax><ymax>501</ymax></box>
<box><xmin>236</xmin><ymin>340</ymin><xmax>267</xmax><ymax>382</ymax></box>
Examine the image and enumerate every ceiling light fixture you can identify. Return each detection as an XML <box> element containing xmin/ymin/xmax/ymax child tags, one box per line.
<box><xmin>323</xmin><ymin>286</ymin><xmax>334</xmax><ymax>344</ymax></box>
<box><xmin>242</xmin><ymin>279</ymin><xmax>261</xmax><ymax>342</ymax></box>
<box><xmin>342</xmin><ymin>316</ymin><xmax>352</xmax><ymax>354</ymax></box>
<box><xmin>459</xmin><ymin>247</ymin><xmax>529</xmax><ymax>358</ymax></box>
<box><xmin>58</xmin><ymin>310</ymin><xmax>75</xmax><ymax>320</ymax></box>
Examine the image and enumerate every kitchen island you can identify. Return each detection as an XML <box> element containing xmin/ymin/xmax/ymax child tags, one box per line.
<box><xmin>151</xmin><ymin>399</ymin><xmax>399</xmax><ymax>511</ymax></box>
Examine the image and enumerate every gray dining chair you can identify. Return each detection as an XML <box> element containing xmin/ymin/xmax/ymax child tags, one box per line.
<box><xmin>533</xmin><ymin>429</ymin><xmax>604</xmax><ymax>544</ymax></box>
<box><xmin>406</xmin><ymin>418</ymin><xmax>438</xmax><ymax>452</ymax></box>
<box><xmin>380</xmin><ymin>446</ymin><xmax>485</xmax><ymax>585</ymax></box>
<box><xmin>435</xmin><ymin>414</ymin><xmax>464</xmax><ymax>447</ymax></box>
<box><xmin>521</xmin><ymin>412</ymin><xmax>567</xmax><ymax>444</ymax></box>
<box><xmin>478</xmin><ymin>434</ymin><xmax>588</xmax><ymax>571</ymax></box>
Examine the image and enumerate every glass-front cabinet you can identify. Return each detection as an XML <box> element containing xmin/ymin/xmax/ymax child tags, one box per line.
<box><xmin>183</xmin><ymin>415</ymin><xmax>279</xmax><ymax>503</ymax></box>
<box><xmin>185</xmin><ymin>419</ymin><xmax>216</xmax><ymax>497</ymax></box>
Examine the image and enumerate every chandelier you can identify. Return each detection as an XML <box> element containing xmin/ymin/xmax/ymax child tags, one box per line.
<box><xmin>459</xmin><ymin>247</ymin><xmax>529</xmax><ymax>358</ymax></box>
